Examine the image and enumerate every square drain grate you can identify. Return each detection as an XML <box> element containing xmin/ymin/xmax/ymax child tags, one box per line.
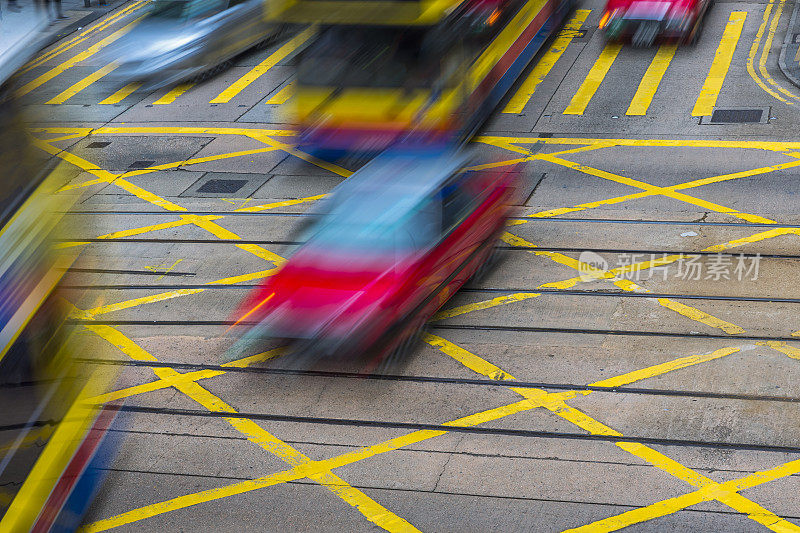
<box><xmin>86</xmin><ymin>141</ymin><xmax>111</xmax><ymax>148</ymax></box>
<box><xmin>702</xmin><ymin>107</ymin><xmax>770</xmax><ymax>124</ymax></box>
<box><xmin>196</xmin><ymin>179</ymin><xmax>248</xmax><ymax>194</ymax></box>
<box><xmin>711</xmin><ymin>108</ymin><xmax>762</xmax><ymax>123</ymax></box>
<box><xmin>128</xmin><ymin>160</ymin><xmax>155</xmax><ymax>169</ymax></box>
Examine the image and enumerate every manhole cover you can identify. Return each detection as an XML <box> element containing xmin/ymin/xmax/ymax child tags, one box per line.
<box><xmin>196</xmin><ymin>179</ymin><xmax>248</xmax><ymax>194</ymax></box>
<box><xmin>128</xmin><ymin>160</ymin><xmax>156</xmax><ymax>169</ymax></box>
<box><xmin>701</xmin><ymin>107</ymin><xmax>770</xmax><ymax>124</ymax></box>
<box><xmin>86</xmin><ymin>141</ymin><xmax>111</xmax><ymax>148</ymax></box>
<box><xmin>710</xmin><ymin>108</ymin><xmax>763</xmax><ymax>123</ymax></box>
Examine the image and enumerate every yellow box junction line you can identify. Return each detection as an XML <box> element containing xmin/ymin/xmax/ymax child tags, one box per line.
<box><xmin>79</xmin><ymin>321</ymin><xmax>421</xmax><ymax>533</ymax></box>
<box><xmin>37</xmin><ymin>127</ymin><xmax>800</xmax><ymax>339</ymax></box>
<box><xmin>37</xmin><ymin>125</ymin><xmax>792</xmax><ymax>528</ymax></box>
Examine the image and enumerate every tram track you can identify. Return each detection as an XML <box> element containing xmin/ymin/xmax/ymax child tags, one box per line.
<box><xmin>56</xmin><ymin>238</ymin><xmax>798</xmax><ymax>259</ymax></box>
<box><xmin>98</xmin><ymin>404</ymin><xmax>800</xmax><ymax>454</ymax></box>
<box><xmin>57</xmin><ymin>283</ymin><xmax>800</xmax><ymax>304</ymax></box>
<box><xmin>56</xmin><ymin>211</ymin><xmax>800</xmax><ymax>229</ymax></box>
<box><xmin>64</xmin><ymin>319</ymin><xmax>800</xmax><ymax>342</ymax></box>
<box><xmin>77</xmin><ymin>357</ymin><xmax>800</xmax><ymax>404</ymax></box>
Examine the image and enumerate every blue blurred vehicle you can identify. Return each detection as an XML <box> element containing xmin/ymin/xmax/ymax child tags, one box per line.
<box><xmin>105</xmin><ymin>0</ymin><xmax>285</xmax><ymax>89</ymax></box>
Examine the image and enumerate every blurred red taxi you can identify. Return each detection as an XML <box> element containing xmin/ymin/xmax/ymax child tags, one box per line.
<box><xmin>234</xmin><ymin>150</ymin><xmax>521</xmax><ymax>365</ymax></box>
<box><xmin>600</xmin><ymin>0</ymin><xmax>711</xmax><ymax>46</ymax></box>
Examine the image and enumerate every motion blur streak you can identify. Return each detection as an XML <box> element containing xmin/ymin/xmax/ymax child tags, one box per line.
<box><xmin>1</xmin><ymin>11</ymin><xmax>123</xmax><ymax>531</ymax></box>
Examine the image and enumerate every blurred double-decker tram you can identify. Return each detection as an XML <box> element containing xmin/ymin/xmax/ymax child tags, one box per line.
<box><xmin>271</xmin><ymin>0</ymin><xmax>574</xmax><ymax>155</ymax></box>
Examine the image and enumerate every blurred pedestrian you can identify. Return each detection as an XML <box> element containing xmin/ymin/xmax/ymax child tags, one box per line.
<box><xmin>7</xmin><ymin>0</ymin><xmax>21</xmax><ymax>11</ymax></box>
<box><xmin>36</xmin><ymin>0</ymin><xmax>67</xmax><ymax>20</ymax></box>
<box><xmin>83</xmin><ymin>0</ymin><xmax>106</xmax><ymax>7</ymax></box>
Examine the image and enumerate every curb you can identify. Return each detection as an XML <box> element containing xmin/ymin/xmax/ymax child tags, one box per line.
<box><xmin>778</xmin><ymin>0</ymin><xmax>800</xmax><ymax>88</ymax></box>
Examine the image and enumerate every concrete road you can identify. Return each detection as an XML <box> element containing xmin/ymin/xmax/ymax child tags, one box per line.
<box><xmin>14</xmin><ymin>0</ymin><xmax>800</xmax><ymax>530</ymax></box>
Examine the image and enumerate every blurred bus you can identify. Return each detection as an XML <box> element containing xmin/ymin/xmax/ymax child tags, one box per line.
<box><xmin>271</xmin><ymin>0</ymin><xmax>574</xmax><ymax>155</ymax></box>
<box><xmin>0</xmin><ymin>14</ymin><xmax>121</xmax><ymax>532</ymax></box>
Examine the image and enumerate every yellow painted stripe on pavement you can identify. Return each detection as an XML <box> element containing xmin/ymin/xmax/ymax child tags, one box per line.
<box><xmin>432</xmin><ymin>293</ymin><xmax>541</xmax><ymax>321</ymax></box>
<box><xmin>692</xmin><ymin>12</ymin><xmax>747</xmax><ymax>116</ymax></box>
<box><xmin>46</xmin><ymin>62</ymin><xmax>119</xmax><ymax>104</ymax></box>
<box><xmin>56</xmin><ymin>215</ymin><xmax>224</xmax><ymax>249</ymax></box>
<box><xmin>153</xmin><ymin>83</ymin><xmax>194</xmax><ymax>105</ymax></box>
<box><xmin>185</xmin><ymin>214</ymin><xmax>286</xmax><ymax>264</ymax></box>
<box><xmin>761</xmin><ymin>340</ymin><xmax>800</xmax><ymax>359</ymax></box>
<box><xmin>503</xmin><ymin>10</ymin><xmax>590</xmax><ymax>113</ymax></box>
<box><xmin>81</xmin><ymin>398</ymin><xmax>536</xmax><ymax>532</ymax></box>
<box><xmin>592</xmin><ymin>347</ymin><xmax>741</xmax><ymax>388</ymax></box>
<box><xmin>266</xmin><ymin>81</ymin><xmax>294</xmax><ymax>104</ymax></box>
<box><xmin>99</xmin><ymin>82</ymin><xmax>142</xmax><ymax>104</ymax></box>
<box><xmin>657</xmin><ymin>299</ymin><xmax>745</xmax><ymax>334</ymax></box>
<box><xmin>626</xmin><ymin>44</ymin><xmax>677</xmax><ymax>116</ymax></box>
<box><xmin>84</xmin><ymin>325</ymin><xmax>420</xmax><ymax>533</ymax></box>
<box><xmin>563</xmin><ymin>43</ymin><xmax>622</xmax><ymax>115</ymax></box>
<box><xmin>234</xmin><ymin>193</ymin><xmax>327</xmax><ymax>212</ymax></box>
<box><xmin>566</xmin><ymin>458</ymin><xmax>800</xmax><ymax>532</ymax></box>
<box><xmin>79</xmin><ymin>266</ymin><xmax>283</xmax><ymax>319</ymax></box>
<box><xmin>211</xmin><ymin>27</ymin><xmax>315</xmax><ymax>104</ymax></box>
<box><xmin>432</xmin><ymin>336</ymin><xmax>795</xmax><ymax>533</ymax></box>
<box><xmin>16</xmin><ymin>17</ymin><xmax>141</xmax><ymax>97</ymax></box>
<box><xmin>703</xmin><ymin>227</ymin><xmax>797</xmax><ymax>252</ymax></box>
<box><xmin>21</xmin><ymin>0</ymin><xmax>148</xmax><ymax>75</ymax></box>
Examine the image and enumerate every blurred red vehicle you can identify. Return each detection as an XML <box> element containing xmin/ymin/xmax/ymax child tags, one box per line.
<box><xmin>234</xmin><ymin>150</ymin><xmax>521</xmax><ymax>367</ymax></box>
<box><xmin>600</xmin><ymin>0</ymin><xmax>711</xmax><ymax>46</ymax></box>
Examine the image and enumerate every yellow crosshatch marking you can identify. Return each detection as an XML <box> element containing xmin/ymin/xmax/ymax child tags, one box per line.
<box><xmin>28</xmin><ymin>126</ymin><xmax>800</xmax><ymax>531</ymax></box>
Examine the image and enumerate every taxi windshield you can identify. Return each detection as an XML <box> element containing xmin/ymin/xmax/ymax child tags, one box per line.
<box><xmin>306</xmin><ymin>193</ymin><xmax>442</xmax><ymax>256</ymax></box>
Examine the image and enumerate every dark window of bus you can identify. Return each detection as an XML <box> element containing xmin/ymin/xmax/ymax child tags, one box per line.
<box><xmin>298</xmin><ymin>27</ymin><xmax>442</xmax><ymax>89</ymax></box>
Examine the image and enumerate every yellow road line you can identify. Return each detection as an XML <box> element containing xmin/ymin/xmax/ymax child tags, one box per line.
<box><xmin>46</xmin><ymin>62</ymin><xmax>119</xmax><ymax>105</ymax></box>
<box><xmin>536</xmin><ymin>152</ymin><xmax>779</xmax><ymax>225</ymax></box>
<box><xmin>81</xmin><ymin>398</ymin><xmax>537</xmax><ymax>532</ymax></box>
<box><xmin>234</xmin><ymin>194</ymin><xmax>327</xmax><ymax>212</ymax></box>
<box><xmin>566</xmin><ymin>458</ymin><xmax>800</xmax><ymax>532</ymax></box>
<box><xmin>503</xmin><ymin>10</ymin><xmax>591</xmax><ymax>113</ymax></box>
<box><xmin>431</xmin><ymin>293</ymin><xmax>541</xmax><ymax>321</ymax></box>
<box><xmin>210</xmin><ymin>27</ymin><xmax>315</xmax><ymax>104</ymax></box>
<box><xmin>99</xmin><ymin>82</ymin><xmax>142</xmax><ymax>104</ymax></box>
<box><xmin>21</xmin><ymin>0</ymin><xmax>148</xmax><ymax>75</ymax></box>
<box><xmin>56</xmin><ymin>215</ymin><xmax>224</xmax><ymax>249</ymax></box>
<box><xmin>265</xmin><ymin>81</ymin><xmax>295</xmax><ymax>105</ymax></box>
<box><xmin>82</xmin><ymin>337</ymin><xmax>749</xmax><ymax>530</ymax></box>
<box><xmin>563</xmin><ymin>43</ymin><xmax>622</xmax><ymax>115</ymax></box>
<box><xmin>78</xmin><ymin>265</ymin><xmax>282</xmax><ymax>319</ymax></box>
<box><xmin>16</xmin><ymin>17</ymin><xmax>142</xmax><ymax>97</ymax></box>
<box><xmin>703</xmin><ymin>227</ymin><xmax>799</xmax><ymax>252</ymax></box>
<box><xmin>153</xmin><ymin>83</ymin><xmax>194</xmax><ymax>105</ymax></box>
<box><xmin>692</xmin><ymin>11</ymin><xmax>747</xmax><ymax>116</ymax></box>
<box><xmin>428</xmin><ymin>336</ymin><xmax>798</xmax><ymax>532</ymax></box>
<box><xmin>501</xmin><ymin>232</ymin><xmax>745</xmax><ymax>334</ymax></box>
<box><xmin>626</xmin><ymin>44</ymin><xmax>677</xmax><ymax>116</ymax></box>
<box><xmin>85</xmin><ymin>347</ymin><xmax>285</xmax><ymax>407</ymax></box>
<box><xmin>760</xmin><ymin>0</ymin><xmax>798</xmax><ymax>98</ymax></box>
<box><xmin>761</xmin><ymin>340</ymin><xmax>800</xmax><ymax>359</ymax></box>
<box><xmin>83</xmin><ymin>324</ymin><xmax>420</xmax><ymax>533</ymax></box>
